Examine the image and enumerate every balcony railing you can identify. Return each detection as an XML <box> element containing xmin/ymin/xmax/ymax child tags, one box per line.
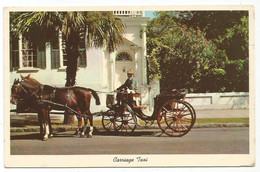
<box><xmin>113</xmin><ymin>11</ymin><xmax>143</xmax><ymax>17</ymax></box>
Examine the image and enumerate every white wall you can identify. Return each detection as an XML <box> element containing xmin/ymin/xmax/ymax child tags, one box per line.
<box><xmin>185</xmin><ymin>92</ymin><xmax>249</xmax><ymax>109</ymax></box>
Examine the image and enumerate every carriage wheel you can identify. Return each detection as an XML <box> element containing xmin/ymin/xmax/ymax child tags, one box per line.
<box><xmin>102</xmin><ymin>113</ymin><xmax>121</xmax><ymax>132</ymax></box>
<box><xmin>114</xmin><ymin>105</ymin><xmax>137</xmax><ymax>134</ymax></box>
<box><xmin>183</xmin><ymin>101</ymin><xmax>196</xmax><ymax>126</ymax></box>
<box><xmin>157</xmin><ymin>100</ymin><xmax>194</xmax><ymax>137</ymax></box>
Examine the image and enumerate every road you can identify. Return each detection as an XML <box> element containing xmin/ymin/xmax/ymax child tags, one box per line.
<box><xmin>10</xmin><ymin>127</ymin><xmax>249</xmax><ymax>155</ymax></box>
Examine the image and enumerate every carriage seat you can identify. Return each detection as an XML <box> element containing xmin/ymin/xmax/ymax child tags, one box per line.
<box><xmin>133</xmin><ymin>105</ymin><xmax>147</xmax><ymax>109</ymax></box>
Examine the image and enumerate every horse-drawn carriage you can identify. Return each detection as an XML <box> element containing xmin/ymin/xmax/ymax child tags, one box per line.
<box><xmin>11</xmin><ymin>76</ymin><xmax>196</xmax><ymax>140</ymax></box>
<box><xmin>101</xmin><ymin>89</ymin><xmax>196</xmax><ymax>137</ymax></box>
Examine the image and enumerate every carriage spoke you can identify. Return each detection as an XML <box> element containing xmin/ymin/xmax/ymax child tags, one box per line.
<box><xmin>181</xmin><ymin>117</ymin><xmax>192</xmax><ymax>123</ymax></box>
<box><xmin>176</xmin><ymin>121</ymin><xmax>181</xmax><ymax>134</ymax></box>
<box><xmin>107</xmin><ymin>123</ymin><xmax>112</xmax><ymax>129</ymax></box>
<box><xmin>104</xmin><ymin>121</ymin><xmax>111</xmax><ymax>127</ymax></box>
<box><xmin>178</xmin><ymin>120</ymin><xmax>189</xmax><ymax>131</ymax></box>
<box><xmin>171</xmin><ymin>122</ymin><xmax>176</xmax><ymax>135</ymax></box>
<box><xmin>170</xmin><ymin>102</ymin><xmax>174</xmax><ymax>112</ymax></box>
<box><xmin>127</xmin><ymin>124</ymin><xmax>134</xmax><ymax>130</ymax></box>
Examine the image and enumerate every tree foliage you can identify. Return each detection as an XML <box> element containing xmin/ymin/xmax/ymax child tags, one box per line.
<box><xmin>146</xmin><ymin>11</ymin><xmax>249</xmax><ymax>93</ymax></box>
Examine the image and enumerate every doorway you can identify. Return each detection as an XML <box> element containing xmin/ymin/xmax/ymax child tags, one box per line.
<box><xmin>115</xmin><ymin>52</ymin><xmax>135</xmax><ymax>89</ymax></box>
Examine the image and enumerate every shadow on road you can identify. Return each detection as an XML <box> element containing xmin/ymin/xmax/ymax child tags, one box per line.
<box><xmin>10</xmin><ymin>133</ymin><xmax>41</xmax><ymax>140</ymax></box>
<box><xmin>11</xmin><ymin>129</ymin><xmax>163</xmax><ymax>140</ymax></box>
<box><xmin>95</xmin><ymin>130</ymin><xmax>162</xmax><ymax>137</ymax></box>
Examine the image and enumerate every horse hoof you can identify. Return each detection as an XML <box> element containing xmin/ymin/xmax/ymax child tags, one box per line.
<box><xmin>42</xmin><ymin>137</ymin><xmax>48</xmax><ymax>141</ymax></box>
<box><xmin>79</xmin><ymin>135</ymin><xmax>84</xmax><ymax>138</ymax></box>
<box><xmin>87</xmin><ymin>135</ymin><xmax>92</xmax><ymax>138</ymax></box>
<box><xmin>49</xmin><ymin>134</ymin><xmax>54</xmax><ymax>138</ymax></box>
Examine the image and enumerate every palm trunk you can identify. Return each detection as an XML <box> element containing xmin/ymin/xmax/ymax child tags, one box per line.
<box><xmin>64</xmin><ymin>30</ymin><xmax>80</xmax><ymax>124</ymax></box>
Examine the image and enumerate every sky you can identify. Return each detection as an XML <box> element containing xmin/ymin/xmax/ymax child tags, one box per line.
<box><xmin>145</xmin><ymin>11</ymin><xmax>156</xmax><ymax>19</ymax></box>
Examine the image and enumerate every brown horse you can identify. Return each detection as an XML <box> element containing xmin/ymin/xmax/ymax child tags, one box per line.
<box><xmin>20</xmin><ymin>74</ymin><xmax>90</xmax><ymax>136</ymax></box>
<box><xmin>11</xmin><ymin>79</ymin><xmax>100</xmax><ymax>141</ymax></box>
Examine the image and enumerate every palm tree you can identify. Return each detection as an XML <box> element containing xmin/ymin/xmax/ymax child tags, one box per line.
<box><xmin>11</xmin><ymin>11</ymin><xmax>125</xmax><ymax>86</ymax></box>
<box><xmin>11</xmin><ymin>11</ymin><xmax>125</xmax><ymax>123</ymax></box>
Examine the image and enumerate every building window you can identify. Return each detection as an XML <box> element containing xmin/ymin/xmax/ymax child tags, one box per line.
<box><xmin>51</xmin><ymin>41</ymin><xmax>60</xmax><ymax>69</ymax></box>
<box><xmin>10</xmin><ymin>36</ymin><xmax>19</xmax><ymax>71</ymax></box>
<box><xmin>21</xmin><ymin>37</ymin><xmax>46</xmax><ymax>69</ymax></box>
<box><xmin>78</xmin><ymin>31</ymin><xmax>87</xmax><ymax>67</ymax></box>
<box><xmin>10</xmin><ymin>35</ymin><xmax>46</xmax><ymax>71</ymax></box>
<box><xmin>21</xmin><ymin>37</ymin><xmax>38</xmax><ymax>68</ymax></box>
<box><xmin>37</xmin><ymin>50</ymin><xmax>46</xmax><ymax>69</ymax></box>
<box><xmin>116</xmin><ymin>52</ymin><xmax>132</xmax><ymax>61</ymax></box>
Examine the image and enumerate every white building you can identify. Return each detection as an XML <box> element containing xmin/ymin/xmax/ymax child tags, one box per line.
<box><xmin>9</xmin><ymin>11</ymin><xmax>160</xmax><ymax>111</ymax></box>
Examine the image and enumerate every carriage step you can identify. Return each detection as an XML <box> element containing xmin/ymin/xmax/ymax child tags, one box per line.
<box><xmin>133</xmin><ymin>106</ymin><xmax>147</xmax><ymax>109</ymax></box>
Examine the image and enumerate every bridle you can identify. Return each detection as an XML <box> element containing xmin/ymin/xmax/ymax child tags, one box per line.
<box><xmin>11</xmin><ymin>82</ymin><xmax>41</xmax><ymax>103</ymax></box>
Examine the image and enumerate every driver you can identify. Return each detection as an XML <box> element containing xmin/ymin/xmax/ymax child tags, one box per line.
<box><xmin>115</xmin><ymin>69</ymin><xmax>137</xmax><ymax>105</ymax></box>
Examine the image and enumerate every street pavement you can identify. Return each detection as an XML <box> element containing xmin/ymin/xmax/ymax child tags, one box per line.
<box><xmin>10</xmin><ymin>127</ymin><xmax>249</xmax><ymax>155</ymax></box>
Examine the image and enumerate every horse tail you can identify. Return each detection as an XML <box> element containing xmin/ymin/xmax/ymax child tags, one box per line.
<box><xmin>87</xmin><ymin>88</ymin><xmax>101</xmax><ymax>105</ymax></box>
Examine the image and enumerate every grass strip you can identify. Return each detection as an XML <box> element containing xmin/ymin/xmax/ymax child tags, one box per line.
<box><xmin>11</xmin><ymin>115</ymin><xmax>249</xmax><ymax>128</ymax></box>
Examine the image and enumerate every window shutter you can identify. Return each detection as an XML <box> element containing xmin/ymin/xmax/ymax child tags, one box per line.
<box><xmin>51</xmin><ymin>48</ymin><xmax>60</xmax><ymax>69</ymax></box>
<box><xmin>37</xmin><ymin>50</ymin><xmax>46</xmax><ymax>69</ymax></box>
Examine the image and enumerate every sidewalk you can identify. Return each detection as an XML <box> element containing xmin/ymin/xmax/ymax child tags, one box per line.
<box><xmin>195</xmin><ymin>109</ymin><xmax>249</xmax><ymax>118</ymax></box>
<box><xmin>10</xmin><ymin>109</ymin><xmax>250</xmax><ymax>132</ymax></box>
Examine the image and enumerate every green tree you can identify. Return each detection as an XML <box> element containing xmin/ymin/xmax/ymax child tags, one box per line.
<box><xmin>10</xmin><ymin>11</ymin><xmax>125</xmax><ymax>123</ymax></box>
<box><xmin>146</xmin><ymin>12</ymin><xmax>227</xmax><ymax>93</ymax></box>
<box><xmin>147</xmin><ymin>11</ymin><xmax>249</xmax><ymax>93</ymax></box>
<box><xmin>170</xmin><ymin>11</ymin><xmax>249</xmax><ymax>91</ymax></box>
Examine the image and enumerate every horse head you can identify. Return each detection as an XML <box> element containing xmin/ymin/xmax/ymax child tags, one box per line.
<box><xmin>11</xmin><ymin>79</ymin><xmax>41</xmax><ymax>105</ymax></box>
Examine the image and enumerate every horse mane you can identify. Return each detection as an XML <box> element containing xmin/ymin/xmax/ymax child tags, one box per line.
<box><xmin>20</xmin><ymin>81</ymin><xmax>41</xmax><ymax>91</ymax></box>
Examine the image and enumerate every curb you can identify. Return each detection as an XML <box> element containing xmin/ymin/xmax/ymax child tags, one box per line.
<box><xmin>10</xmin><ymin>123</ymin><xmax>249</xmax><ymax>133</ymax></box>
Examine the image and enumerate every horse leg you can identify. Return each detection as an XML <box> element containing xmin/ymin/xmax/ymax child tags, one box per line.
<box><xmin>42</xmin><ymin>108</ymin><xmax>50</xmax><ymax>141</ymax></box>
<box><xmin>74</xmin><ymin>115</ymin><xmax>83</xmax><ymax>135</ymax></box>
<box><xmin>48</xmin><ymin>113</ymin><xmax>53</xmax><ymax>138</ymax></box>
<box><xmin>87</xmin><ymin>115</ymin><xmax>93</xmax><ymax>138</ymax></box>
<box><xmin>37</xmin><ymin>112</ymin><xmax>44</xmax><ymax>140</ymax></box>
<box><xmin>80</xmin><ymin>110</ymin><xmax>93</xmax><ymax>138</ymax></box>
<box><xmin>80</xmin><ymin>116</ymin><xmax>88</xmax><ymax>138</ymax></box>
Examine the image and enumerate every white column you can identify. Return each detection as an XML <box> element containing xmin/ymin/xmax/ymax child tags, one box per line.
<box><xmin>134</xmin><ymin>50</ymin><xmax>139</xmax><ymax>92</ymax></box>
<box><xmin>110</xmin><ymin>52</ymin><xmax>116</xmax><ymax>91</ymax></box>
<box><xmin>58</xmin><ymin>31</ymin><xmax>64</xmax><ymax>68</ymax></box>
<box><xmin>18</xmin><ymin>34</ymin><xmax>23</xmax><ymax>68</ymax></box>
<box><xmin>141</xmin><ymin>24</ymin><xmax>147</xmax><ymax>85</ymax></box>
<box><xmin>131</xmin><ymin>46</ymin><xmax>141</xmax><ymax>92</ymax></box>
<box><xmin>102</xmin><ymin>50</ymin><xmax>108</xmax><ymax>89</ymax></box>
<box><xmin>45</xmin><ymin>42</ymin><xmax>51</xmax><ymax>70</ymax></box>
